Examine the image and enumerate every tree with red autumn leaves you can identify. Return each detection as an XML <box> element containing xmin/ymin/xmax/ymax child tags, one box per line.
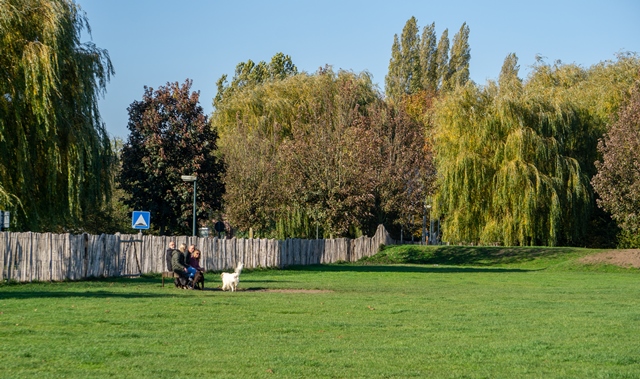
<box><xmin>592</xmin><ymin>80</ymin><xmax>640</xmax><ymax>246</ymax></box>
<box><xmin>120</xmin><ymin>80</ymin><xmax>225</xmax><ymax>235</ymax></box>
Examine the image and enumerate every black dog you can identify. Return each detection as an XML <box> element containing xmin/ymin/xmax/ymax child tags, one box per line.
<box><xmin>174</xmin><ymin>272</ymin><xmax>189</xmax><ymax>289</ymax></box>
<box><xmin>192</xmin><ymin>271</ymin><xmax>205</xmax><ymax>290</ymax></box>
<box><xmin>174</xmin><ymin>277</ymin><xmax>186</xmax><ymax>289</ymax></box>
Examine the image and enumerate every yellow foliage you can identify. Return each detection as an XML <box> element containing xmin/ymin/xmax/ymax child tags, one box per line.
<box><xmin>431</xmin><ymin>55</ymin><xmax>640</xmax><ymax>246</ymax></box>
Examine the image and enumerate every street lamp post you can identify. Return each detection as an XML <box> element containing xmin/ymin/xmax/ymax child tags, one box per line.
<box><xmin>424</xmin><ymin>204</ymin><xmax>431</xmax><ymax>245</ymax></box>
<box><xmin>181</xmin><ymin>175</ymin><xmax>197</xmax><ymax>236</ymax></box>
<box><xmin>422</xmin><ymin>205</ymin><xmax>427</xmax><ymax>245</ymax></box>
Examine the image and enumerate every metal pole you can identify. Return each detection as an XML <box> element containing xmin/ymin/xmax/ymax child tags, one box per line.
<box><xmin>180</xmin><ymin>175</ymin><xmax>198</xmax><ymax>236</ymax></box>
<box><xmin>430</xmin><ymin>219</ymin><xmax>435</xmax><ymax>245</ymax></box>
<box><xmin>425</xmin><ymin>205</ymin><xmax>432</xmax><ymax>245</ymax></box>
<box><xmin>192</xmin><ymin>179</ymin><xmax>197</xmax><ymax>236</ymax></box>
<box><xmin>422</xmin><ymin>205</ymin><xmax>426</xmax><ymax>245</ymax></box>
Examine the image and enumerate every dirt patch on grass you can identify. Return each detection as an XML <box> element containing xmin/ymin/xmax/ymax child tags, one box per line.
<box><xmin>579</xmin><ymin>249</ymin><xmax>640</xmax><ymax>268</ymax></box>
<box><xmin>203</xmin><ymin>287</ymin><xmax>333</xmax><ymax>293</ymax></box>
<box><xmin>253</xmin><ymin>289</ymin><xmax>333</xmax><ymax>294</ymax></box>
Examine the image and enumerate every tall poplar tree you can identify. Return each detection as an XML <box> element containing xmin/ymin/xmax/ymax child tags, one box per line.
<box><xmin>419</xmin><ymin>22</ymin><xmax>438</xmax><ymax>93</ymax></box>
<box><xmin>385</xmin><ymin>16</ymin><xmax>420</xmax><ymax>102</ymax></box>
<box><xmin>385</xmin><ymin>18</ymin><xmax>470</xmax><ymax>99</ymax></box>
<box><xmin>0</xmin><ymin>0</ymin><xmax>114</xmax><ymax>231</ymax></box>
<box><xmin>385</xmin><ymin>35</ymin><xmax>404</xmax><ymax>102</ymax></box>
<box><xmin>447</xmin><ymin>22</ymin><xmax>471</xmax><ymax>89</ymax></box>
<box><xmin>435</xmin><ymin>29</ymin><xmax>450</xmax><ymax>90</ymax></box>
<box><xmin>402</xmin><ymin>17</ymin><xmax>422</xmax><ymax>95</ymax></box>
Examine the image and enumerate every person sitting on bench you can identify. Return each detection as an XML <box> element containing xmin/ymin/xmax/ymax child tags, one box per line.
<box><xmin>171</xmin><ymin>243</ymin><xmax>196</xmax><ymax>288</ymax></box>
<box><xmin>165</xmin><ymin>241</ymin><xmax>176</xmax><ymax>271</ymax></box>
<box><xmin>189</xmin><ymin>248</ymin><xmax>204</xmax><ymax>273</ymax></box>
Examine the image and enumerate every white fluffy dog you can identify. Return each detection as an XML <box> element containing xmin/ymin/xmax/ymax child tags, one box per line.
<box><xmin>221</xmin><ymin>262</ymin><xmax>243</xmax><ymax>292</ymax></box>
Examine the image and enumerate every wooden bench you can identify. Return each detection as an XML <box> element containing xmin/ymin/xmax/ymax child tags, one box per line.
<box><xmin>162</xmin><ymin>271</ymin><xmax>179</xmax><ymax>287</ymax></box>
<box><xmin>162</xmin><ymin>270</ymin><xmax>203</xmax><ymax>289</ymax></box>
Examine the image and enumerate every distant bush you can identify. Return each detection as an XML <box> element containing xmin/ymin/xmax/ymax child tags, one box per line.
<box><xmin>617</xmin><ymin>230</ymin><xmax>640</xmax><ymax>248</ymax></box>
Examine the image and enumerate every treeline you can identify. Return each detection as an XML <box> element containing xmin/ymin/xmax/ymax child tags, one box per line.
<box><xmin>213</xmin><ymin>18</ymin><xmax>640</xmax><ymax>246</ymax></box>
<box><xmin>211</xmin><ymin>18</ymin><xmax>472</xmax><ymax>240</ymax></box>
<box><xmin>2</xmin><ymin>4</ymin><xmax>640</xmax><ymax>248</ymax></box>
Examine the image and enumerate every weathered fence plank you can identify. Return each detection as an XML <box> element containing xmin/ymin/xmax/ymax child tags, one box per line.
<box><xmin>0</xmin><ymin>232</ymin><xmax>5</xmax><ymax>281</ymax></box>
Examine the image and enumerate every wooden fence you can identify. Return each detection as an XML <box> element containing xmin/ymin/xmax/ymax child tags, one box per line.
<box><xmin>0</xmin><ymin>225</ymin><xmax>393</xmax><ymax>283</ymax></box>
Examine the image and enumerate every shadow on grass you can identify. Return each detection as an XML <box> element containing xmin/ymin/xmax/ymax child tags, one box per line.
<box><xmin>0</xmin><ymin>274</ymin><xmax>298</xmax><ymax>296</ymax></box>
<box><xmin>200</xmin><ymin>287</ymin><xmax>271</xmax><ymax>292</ymax></box>
<box><xmin>285</xmin><ymin>264</ymin><xmax>535</xmax><ymax>274</ymax></box>
<box><xmin>0</xmin><ymin>290</ymin><xmax>178</xmax><ymax>300</ymax></box>
<box><xmin>424</xmin><ymin>246</ymin><xmax>575</xmax><ymax>265</ymax></box>
<box><xmin>356</xmin><ymin>245</ymin><xmax>578</xmax><ymax>267</ymax></box>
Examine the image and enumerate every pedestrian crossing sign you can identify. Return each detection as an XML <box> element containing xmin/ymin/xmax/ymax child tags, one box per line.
<box><xmin>132</xmin><ymin>211</ymin><xmax>150</xmax><ymax>229</ymax></box>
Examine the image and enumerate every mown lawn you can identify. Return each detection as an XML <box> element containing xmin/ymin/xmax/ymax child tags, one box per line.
<box><xmin>1</xmin><ymin>246</ymin><xmax>639</xmax><ymax>378</ymax></box>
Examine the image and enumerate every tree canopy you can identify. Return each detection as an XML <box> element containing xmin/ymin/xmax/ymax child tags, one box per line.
<box><xmin>385</xmin><ymin>17</ymin><xmax>470</xmax><ymax>102</ymax></box>
<box><xmin>592</xmin><ymin>77</ymin><xmax>640</xmax><ymax>246</ymax></box>
<box><xmin>433</xmin><ymin>54</ymin><xmax>640</xmax><ymax>246</ymax></box>
<box><xmin>0</xmin><ymin>0</ymin><xmax>114</xmax><ymax>231</ymax></box>
<box><xmin>214</xmin><ymin>52</ymin><xmax>297</xmax><ymax>110</ymax></box>
<box><xmin>214</xmin><ymin>65</ymin><xmax>434</xmax><ymax>239</ymax></box>
<box><xmin>120</xmin><ymin>80</ymin><xmax>225</xmax><ymax>235</ymax></box>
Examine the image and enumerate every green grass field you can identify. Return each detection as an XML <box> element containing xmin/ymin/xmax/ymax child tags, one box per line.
<box><xmin>1</xmin><ymin>246</ymin><xmax>639</xmax><ymax>378</ymax></box>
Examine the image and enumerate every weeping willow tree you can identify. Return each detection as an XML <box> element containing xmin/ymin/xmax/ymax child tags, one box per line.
<box><xmin>0</xmin><ymin>0</ymin><xmax>114</xmax><ymax>231</ymax></box>
<box><xmin>433</xmin><ymin>53</ymin><xmax>639</xmax><ymax>246</ymax></box>
<box><xmin>213</xmin><ymin>70</ymin><xmax>318</xmax><ymax>237</ymax></box>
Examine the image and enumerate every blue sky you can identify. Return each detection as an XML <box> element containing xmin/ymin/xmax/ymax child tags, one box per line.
<box><xmin>76</xmin><ymin>0</ymin><xmax>640</xmax><ymax>140</ymax></box>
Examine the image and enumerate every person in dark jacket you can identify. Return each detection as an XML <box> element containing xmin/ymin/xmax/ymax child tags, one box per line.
<box><xmin>165</xmin><ymin>241</ymin><xmax>176</xmax><ymax>271</ymax></box>
<box><xmin>184</xmin><ymin>244</ymin><xmax>196</xmax><ymax>270</ymax></box>
<box><xmin>185</xmin><ymin>245</ymin><xmax>197</xmax><ymax>279</ymax></box>
<box><xmin>188</xmin><ymin>248</ymin><xmax>203</xmax><ymax>272</ymax></box>
<box><xmin>172</xmin><ymin>243</ymin><xmax>190</xmax><ymax>288</ymax></box>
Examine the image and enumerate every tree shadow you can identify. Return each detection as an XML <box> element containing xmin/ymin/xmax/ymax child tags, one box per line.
<box><xmin>358</xmin><ymin>245</ymin><xmax>577</xmax><ymax>267</ymax></box>
<box><xmin>420</xmin><ymin>245</ymin><xmax>574</xmax><ymax>266</ymax></box>
<box><xmin>0</xmin><ymin>290</ymin><xmax>178</xmax><ymax>300</ymax></box>
<box><xmin>284</xmin><ymin>264</ymin><xmax>536</xmax><ymax>274</ymax></box>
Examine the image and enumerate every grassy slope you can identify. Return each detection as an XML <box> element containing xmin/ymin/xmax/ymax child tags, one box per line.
<box><xmin>360</xmin><ymin>244</ymin><xmax>628</xmax><ymax>271</ymax></box>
